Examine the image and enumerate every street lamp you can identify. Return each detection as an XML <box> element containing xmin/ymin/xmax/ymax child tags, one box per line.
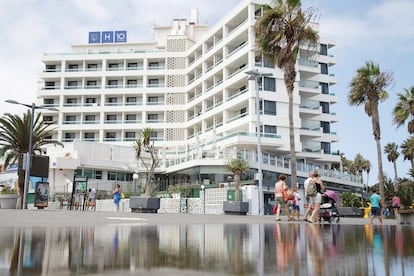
<box><xmin>5</xmin><ymin>100</ymin><xmax>59</xmax><ymax>209</ymax></box>
<box><xmin>245</xmin><ymin>69</ymin><xmax>272</xmax><ymax>216</ymax></box>
<box><xmin>133</xmin><ymin>173</ymin><xmax>139</xmax><ymax>195</ymax></box>
<box><xmin>200</xmin><ymin>184</ymin><xmax>205</xmax><ymax>214</ymax></box>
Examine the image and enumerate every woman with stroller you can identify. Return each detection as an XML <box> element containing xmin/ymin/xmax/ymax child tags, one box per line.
<box><xmin>307</xmin><ymin>170</ymin><xmax>325</xmax><ymax>223</ymax></box>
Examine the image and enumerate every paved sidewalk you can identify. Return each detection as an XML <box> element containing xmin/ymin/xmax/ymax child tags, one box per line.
<box><xmin>0</xmin><ymin>209</ymin><xmax>398</xmax><ymax>228</ymax></box>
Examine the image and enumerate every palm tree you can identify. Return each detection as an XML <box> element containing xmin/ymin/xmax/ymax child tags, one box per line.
<box><xmin>348</xmin><ymin>61</ymin><xmax>393</xmax><ymax>206</ymax></box>
<box><xmin>393</xmin><ymin>86</ymin><xmax>414</xmax><ymax>134</ymax></box>
<box><xmin>255</xmin><ymin>0</ymin><xmax>319</xmax><ymax>189</ymax></box>
<box><xmin>0</xmin><ymin>112</ymin><xmax>62</xmax><ymax>208</ymax></box>
<box><xmin>224</xmin><ymin>158</ymin><xmax>250</xmax><ymax>202</ymax></box>
<box><xmin>384</xmin><ymin>142</ymin><xmax>399</xmax><ymax>188</ymax></box>
<box><xmin>400</xmin><ymin>137</ymin><xmax>414</xmax><ymax>169</ymax></box>
<box><xmin>133</xmin><ymin>127</ymin><xmax>160</xmax><ymax>197</ymax></box>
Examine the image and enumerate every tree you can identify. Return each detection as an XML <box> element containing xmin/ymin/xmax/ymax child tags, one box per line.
<box><xmin>348</xmin><ymin>61</ymin><xmax>393</xmax><ymax>206</ymax></box>
<box><xmin>224</xmin><ymin>158</ymin><xmax>250</xmax><ymax>202</ymax></box>
<box><xmin>0</xmin><ymin>112</ymin><xmax>62</xmax><ymax>208</ymax></box>
<box><xmin>384</xmin><ymin>142</ymin><xmax>399</xmax><ymax>188</ymax></box>
<box><xmin>393</xmin><ymin>86</ymin><xmax>414</xmax><ymax>134</ymax></box>
<box><xmin>255</xmin><ymin>0</ymin><xmax>319</xmax><ymax>189</ymax></box>
<box><xmin>133</xmin><ymin>128</ymin><xmax>160</xmax><ymax>198</ymax></box>
<box><xmin>400</xmin><ymin>137</ymin><xmax>414</xmax><ymax>169</ymax></box>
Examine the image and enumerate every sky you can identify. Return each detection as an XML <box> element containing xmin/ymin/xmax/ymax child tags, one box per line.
<box><xmin>0</xmin><ymin>0</ymin><xmax>413</xmax><ymax>185</ymax></box>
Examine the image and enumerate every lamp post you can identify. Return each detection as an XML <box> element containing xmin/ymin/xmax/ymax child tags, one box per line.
<box><xmin>5</xmin><ymin>100</ymin><xmax>59</xmax><ymax>209</ymax></box>
<box><xmin>200</xmin><ymin>184</ymin><xmax>205</xmax><ymax>214</ymax></box>
<box><xmin>133</xmin><ymin>173</ymin><xmax>139</xmax><ymax>195</ymax></box>
<box><xmin>245</xmin><ymin>70</ymin><xmax>272</xmax><ymax>216</ymax></box>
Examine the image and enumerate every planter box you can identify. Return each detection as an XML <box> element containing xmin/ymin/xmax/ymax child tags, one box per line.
<box><xmin>0</xmin><ymin>194</ymin><xmax>19</xmax><ymax>209</ymax></box>
<box><xmin>223</xmin><ymin>201</ymin><xmax>249</xmax><ymax>216</ymax></box>
<box><xmin>337</xmin><ymin>207</ymin><xmax>363</xmax><ymax>217</ymax></box>
<box><xmin>398</xmin><ymin>209</ymin><xmax>414</xmax><ymax>225</ymax></box>
<box><xmin>130</xmin><ymin>197</ymin><xmax>160</xmax><ymax>213</ymax></box>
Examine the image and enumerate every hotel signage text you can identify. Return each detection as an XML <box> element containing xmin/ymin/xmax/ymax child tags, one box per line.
<box><xmin>88</xmin><ymin>31</ymin><xmax>127</xmax><ymax>44</ymax></box>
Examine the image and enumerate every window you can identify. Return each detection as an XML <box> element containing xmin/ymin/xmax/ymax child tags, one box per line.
<box><xmin>148</xmin><ymin>114</ymin><xmax>158</xmax><ymax>121</ymax></box>
<box><xmin>126</xmin><ymin>114</ymin><xmax>136</xmax><ymax>121</ymax></box>
<box><xmin>86</xmin><ymin>97</ymin><xmax>96</xmax><ymax>104</ymax></box>
<box><xmin>87</xmin><ymin>64</ymin><xmax>97</xmax><ymax>71</ymax></box>
<box><xmin>86</xmin><ymin>80</ymin><xmax>97</xmax><ymax>87</ymax></box>
<box><xmin>240</xmin><ymin>107</ymin><xmax>247</xmax><ymax>116</ymax></box>
<box><xmin>125</xmin><ymin>132</ymin><xmax>136</xmax><ymax>140</ymax></box>
<box><xmin>320</xmin><ymin>44</ymin><xmax>328</xmax><ymax>56</ymax></box>
<box><xmin>44</xmin><ymin>98</ymin><xmax>54</xmax><ymax>105</ymax></box>
<box><xmin>67</xmin><ymin>81</ymin><xmax>78</xmax><ymax>88</ymax></box>
<box><xmin>126</xmin><ymin>97</ymin><xmax>136</xmax><ymax>102</ymax></box>
<box><xmin>148</xmin><ymin>79</ymin><xmax>159</xmax><ymax>86</ymax></box>
<box><xmin>148</xmin><ymin>96</ymin><xmax>158</xmax><ymax>103</ymax></box>
<box><xmin>108</xmin><ymin>63</ymin><xmax>118</xmax><ymax>70</ymax></box>
<box><xmin>43</xmin><ymin>116</ymin><xmax>53</xmax><ymax>122</ymax></box>
<box><xmin>65</xmin><ymin>115</ymin><xmax>76</xmax><ymax>122</ymax></box>
<box><xmin>46</xmin><ymin>64</ymin><xmax>56</xmax><ymax>72</ymax></box>
<box><xmin>84</xmin><ymin>132</ymin><xmax>95</xmax><ymax>140</ymax></box>
<box><xmin>320</xmin><ymin>83</ymin><xmax>329</xmax><ymax>94</ymax></box>
<box><xmin>108</xmin><ymin>97</ymin><xmax>117</xmax><ymax>104</ymax></box>
<box><xmin>321</xmin><ymin>142</ymin><xmax>331</xmax><ymax>154</ymax></box>
<box><xmin>320</xmin><ymin>102</ymin><xmax>330</xmax><ymax>114</ymax></box>
<box><xmin>127</xmin><ymin>79</ymin><xmax>137</xmax><ymax>87</ymax></box>
<box><xmin>66</xmin><ymin>98</ymin><xmax>77</xmax><ymax>104</ymax></box>
<box><xmin>263</xmin><ymin>125</ymin><xmax>277</xmax><ymax>134</ymax></box>
<box><xmin>263</xmin><ymin>57</ymin><xmax>274</xmax><ymax>68</ymax></box>
<box><xmin>263</xmin><ymin>77</ymin><xmax>276</xmax><ymax>92</ymax></box>
<box><xmin>68</xmin><ymin>64</ymin><xmax>78</xmax><ymax>71</ymax></box>
<box><xmin>321</xmin><ymin>121</ymin><xmax>330</xmax><ymax>133</ymax></box>
<box><xmin>45</xmin><ymin>81</ymin><xmax>55</xmax><ymax>89</ymax></box>
<box><xmin>107</xmin><ymin>80</ymin><xmax>118</xmax><ymax>87</ymax></box>
<box><xmin>65</xmin><ymin>133</ymin><xmax>75</xmax><ymax>139</ymax></box>
<box><xmin>84</xmin><ymin>115</ymin><xmax>96</xmax><ymax>122</ymax></box>
<box><xmin>149</xmin><ymin>62</ymin><xmax>159</xmax><ymax>68</ymax></box>
<box><xmin>320</xmin><ymin>63</ymin><xmax>328</xmax><ymax>75</ymax></box>
<box><xmin>127</xmin><ymin>62</ymin><xmax>138</xmax><ymax>69</ymax></box>
<box><xmin>261</xmin><ymin>100</ymin><xmax>276</xmax><ymax>115</ymax></box>
<box><xmin>106</xmin><ymin>132</ymin><xmax>116</xmax><ymax>139</ymax></box>
<box><xmin>106</xmin><ymin>114</ymin><xmax>117</xmax><ymax>121</ymax></box>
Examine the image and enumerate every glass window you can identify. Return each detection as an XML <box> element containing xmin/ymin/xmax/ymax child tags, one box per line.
<box><xmin>320</xmin><ymin>102</ymin><xmax>330</xmax><ymax>114</ymax></box>
<box><xmin>148</xmin><ymin>114</ymin><xmax>158</xmax><ymax>120</ymax></box>
<box><xmin>84</xmin><ymin>132</ymin><xmax>95</xmax><ymax>139</ymax></box>
<box><xmin>125</xmin><ymin>132</ymin><xmax>135</xmax><ymax>138</ymax></box>
<box><xmin>106</xmin><ymin>132</ymin><xmax>116</xmax><ymax>139</ymax></box>
<box><xmin>321</xmin><ymin>121</ymin><xmax>330</xmax><ymax>133</ymax></box>
<box><xmin>126</xmin><ymin>114</ymin><xmax>136</xmax><ymax>121</ymax></box>
<box><xmin>263</xmin><ymin>125</ymin><xmax>277</xmax><ymax>134</ymax></box>
<box><xmin>85</xmin><ymin>115</ymin><xmax>95</xmax><ymax>121</ymax></box>
<box><xmin>44</xmin><ymin>98</ymin><xmax>54</xmax><ymax>105</ymax></box>
<box><xmin>320</xmin><ymin>44</ymin><xmax>328</xmax><ymax>56</ymax></box>
<box><xmin>65</xmin><ymin>115</ymin><xmax>76</xmax><ymax>122</ymax></box>
<box><xmin>148</xmin><ymin>96</ymin><xmax>158</xmax><ymax>103</ymax></box>
<box><xmin>262</xmin><ymin>100</ymin><xmax>276</xmax><ymax>115</ymax></box>
<box><xmin>106</xmin><ymin>115</ymin><xmax>117</xmax><ymax>121</ymax></box>
<box><xmin>320</xmin><ymin>63</ymin><xmax>328</xmax><ymax>74</ymax></box>
<box><xmin>321</xmin><ymin>142</ymin><xmax>331</xmax><ymax>154</ymax></box>
<box><xmin>320</xmin><ymin>83</ymin><xmax>329</xmax><ymax>94</ymax></box>
<box><xmin>263</xmin><ymin>77</ymin><xmax>276</xmax><ymax>92</ymax></box>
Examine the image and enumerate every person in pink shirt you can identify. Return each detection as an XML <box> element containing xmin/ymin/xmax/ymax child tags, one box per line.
<box><xmin>274</xmin><ymin>174</ymin><xmax>292</xmax><ymax>221</ymax></box>
<box><xmin>392</xmin><ymin>195</ymin><xmax>401</xmax><ymax>220</ymax></box>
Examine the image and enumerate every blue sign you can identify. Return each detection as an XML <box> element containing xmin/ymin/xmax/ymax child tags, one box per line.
<box><xmin>88</xmin><ymin>31</ymin><xmax>127</xmax><ymax>44</ymax></box>
<box><xmin>88</xmin><ymin>32</ymin><xmax>101</xmax><ymax>44</ymax></box>
<box><xmin>115</xmin><ymin>31</ymin><xmax>127</xmax><ymax>42</ymax></box>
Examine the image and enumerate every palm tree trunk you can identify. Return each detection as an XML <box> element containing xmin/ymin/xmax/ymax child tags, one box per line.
<box><xmin>371</xmin><ymin>105</ymin><xmax>385</xmax><ymax>205</ymax></box>
<box><xmin>234</xmin><ymin>174</ymin><xmax>240</xmax><ymax>202</ymax></box>
<box><xmin>17</xmin><ymin>155</ymin><xmax>25</xmax><ymax>209</ymax></box>
<box><xmin>285</xmin><ymin>64</ymin><xmax>297</xmax><ymax>189</ymax></box>
<box><xmin>393</xmin><ymin>161</ymin><xmax>398</xmax><ymax>191</ymax></box>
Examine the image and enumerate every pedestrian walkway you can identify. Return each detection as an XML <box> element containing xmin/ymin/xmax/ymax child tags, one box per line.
<box><xmin>0</xmin><ymin>209</ymin><xmax>398</xmax><ymax>228</ymax></box>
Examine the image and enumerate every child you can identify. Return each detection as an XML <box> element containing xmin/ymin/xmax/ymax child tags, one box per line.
<box><xmin>292</xmin><ymin>187</ymin><xmax>301</xmax><ymax>220</ymax></box>
<box><xmin>369</xmin><ymin>188</ymin><xmax>382</xmax><ymax>224</ymax></box>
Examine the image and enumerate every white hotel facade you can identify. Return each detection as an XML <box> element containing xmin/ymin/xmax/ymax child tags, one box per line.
<box><xmin>37</xmin><ymin>0</ymin><xmax>362</xmax><ymax>210</ymax></box>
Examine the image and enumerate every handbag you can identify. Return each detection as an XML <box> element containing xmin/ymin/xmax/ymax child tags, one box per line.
<box><xmin>272</xmin><ymin>205</ymin><xmax>277</xmax><ymax>214</ymax></box>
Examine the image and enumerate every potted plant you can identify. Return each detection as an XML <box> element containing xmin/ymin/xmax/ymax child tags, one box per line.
<box><xmin>223</xmin><ymin>158</ymin><xmax>250</xmax><ymax>215</ymax></box>
<box><xmin>129</xmin><ymin>128</ymin><xmax>161</xmax><ymax>213</ymax></box>
<box><xmin>0</xmin><ymin>185</ymin><xmax>19</xmax><ymax>209</ymax></box>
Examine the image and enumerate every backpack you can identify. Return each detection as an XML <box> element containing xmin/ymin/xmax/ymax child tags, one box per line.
<box><xmin>306</xmin><ymin>179</ymin><xmax>317</xmax><ymax>197</ymax></box>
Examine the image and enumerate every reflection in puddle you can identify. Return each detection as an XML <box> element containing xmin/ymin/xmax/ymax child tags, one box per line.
<box><xmin>0</xmin><ymin>223</ymin><xmax>413</xmax><ymax>275</ymax></box>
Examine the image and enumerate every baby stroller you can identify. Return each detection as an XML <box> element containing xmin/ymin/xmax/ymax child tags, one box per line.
<box><xmin>319</xmin><ymin>190</ymin><xmax>340</xmax><ymax>223</ymax></box>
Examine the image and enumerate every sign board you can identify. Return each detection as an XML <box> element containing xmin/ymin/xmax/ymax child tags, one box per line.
<box><xmin>89</xmin><ymin>31</ymin><xmax>127</xmax><ymax>44</ymax></box>
<box><xmin>34</xmin><ymin>182</ymin><xmax>49</xmax><ymax>208</ymax></box>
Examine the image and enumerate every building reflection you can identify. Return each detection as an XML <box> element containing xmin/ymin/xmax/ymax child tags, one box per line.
<box><xmin>0</xmin><ymin>223</ymin><xmax>413</xmax><ymax>275</ymax></box>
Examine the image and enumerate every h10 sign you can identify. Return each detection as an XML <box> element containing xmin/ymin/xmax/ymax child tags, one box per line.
<box><xmin>89</xmin><ymin>31</ymin><xmax>127</xmax><ymax>44</ymax></box>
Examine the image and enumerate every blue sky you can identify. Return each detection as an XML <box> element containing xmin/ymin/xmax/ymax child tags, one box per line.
<box><xmin>0</xmin><ymin>0</ymin><xmax>412</xmax><ymax>185</ymax></box>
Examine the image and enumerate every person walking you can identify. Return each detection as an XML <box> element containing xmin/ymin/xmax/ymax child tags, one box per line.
<box><xmin>113</xmin><ymin>184</ymin><xmax>121</xmax><ymax>212</ymax></box>
<box><xmin>302</xmin><ymin>171</ymin><xmax>314</xmax><ymax>221</ymax></box>
<box><xmin>307</xmin><ymin>170</ymin><xmax>325</xmax><ymax>223</ymax></box>
<box><xmin>369</xmin><ymin>188</ymin><xmax>383</xmax><ymax>224</ymax></box>
<box><xmin>292</xmin><ymin>187</ymin><xmax>301</xmax><ymax>220</ymax></box>
<box><xmin>392</xmin><ymin>195</ymin><xmax>401</xmax><ymax>220</ymax></box>
<box><xmin>274</xmin><ymin>174</ymin><xmax>291</xmax><ymax>221</ymax></box>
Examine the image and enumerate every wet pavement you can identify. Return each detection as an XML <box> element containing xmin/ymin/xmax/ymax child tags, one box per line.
<box><xmin>0</xmin><ymin>210</ymin><xmax>412</xmax><ymax>275</ymax></box>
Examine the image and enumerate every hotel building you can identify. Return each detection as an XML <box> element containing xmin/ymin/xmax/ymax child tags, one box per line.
<box><xmin>37</xmin><ymin>0</ymin><xmax>362</xmax><ymax>211</ymax></box>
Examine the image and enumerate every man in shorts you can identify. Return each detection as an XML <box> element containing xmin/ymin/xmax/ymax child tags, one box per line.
<box><xmin>369</xmin><ymin>188</ymin><xmax>383</xmax><ymax>224</ymax></box>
